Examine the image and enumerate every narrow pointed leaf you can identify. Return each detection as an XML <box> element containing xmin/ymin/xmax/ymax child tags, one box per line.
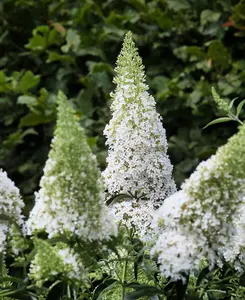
<box><xmin>124</xmin><ymin>286</ymin><xmax>164</xmax><ymax>300</ymax></box>
<box><xmin>236</xmin><ymin>99</ymin><xmax>245</xmax><ymax>117</ymax></box>
<box><xmin>229</xmin><ymin>97</ymin><xmax>239</xmax><ymax>110</ymax></box>
<box><xmin>0</xmin><ymin>276</ymin><xmax>24</xmax><ymax>284</ymax></box>
<box><xmin>106</xmin><ymin>194</ymin><xmax>133</xmax><ymax>206</ymax></box>
<box><xmin>196</xmin><ymin>267</ymin><xmax>210</xmax><ymax>286</ymax></box>
<box><xmin>96</xmin><ymin>281</ymin><xmax>119</xmax><ymax>300</ymax></box>
<box><xmin>203</xmin><ymin>117</ymin><xmax>232</xmax><ymax>129</ymax></box>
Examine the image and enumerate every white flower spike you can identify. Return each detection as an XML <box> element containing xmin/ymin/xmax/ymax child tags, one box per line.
<box><xmin>0</xmin><ymin>170</ymin><xmax>24</xmax><ymax>252</ymax></box>
<box><xmin>103</xmin><ymin>31</ymin><xmax>176</xmax><ymax>238</ymax></box>
<box><xmin>27</xmin><ymin>91</ymin><xmax>117</xmax><ymax>242</ymax></box>
<box><xmin>152</xmin><ymin>123</ymin><xmax>245</xmax><ymax>280</ymax></box>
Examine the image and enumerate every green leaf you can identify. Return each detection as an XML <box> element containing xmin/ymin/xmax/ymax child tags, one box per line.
<box><xmin>0</xmin><ymin>97</ymin><xmax>8</xmax><ymax>104</ymax></box>
<box><xmin>229</xmin><ymin>97</ymin><xmax>239</xmax><ymax>110</ymax></box>
<box><xmin>196</xmin><ymin>267</ymin><xmax>210</xmax><ymax>286</ymax></box>
<box><xmin>175</xmin><ymin>279</ymin><xmax>189</xmax><ymax>300</ymax></box>
<box><xmin>47</xmin><ymin>51</ymin><xmax>75</xmax><ymax>64</ymax></box>
<box><xmin>106</xmin><ymin>194</ymin><xmax>133</xmax><ymax>206</ymax></box>
<box><xmin>207</xmin><ymin>41</ymin><xmax>231</xmax><ymax>68</ymax></box>
<box><xmin>26</xmin><ymin>25</ymin><xmax>64</xmax><ymax>52</ymax></box>
<box><xmin>0</xmin><ymin>276</ymin><xmax>24</xmax><ymax>284</ymax></box>
<box><xmin>0</xmin><ymin>71</ymin><xmax>11</xmax><ymax>92</ymax></box>
<box><xmin>103</xmin><ymin>25</ymin><xmax>126</xmax><ymax>40</ymax></box>
<box><xmin>203</xmin><ymin>117</ymin><xmax>233</xmax><ymax>129</ymax></box>
<box><xmin>200</xmin><ymin>10</ymin><xmax>221</xmax><ymax>26</ymax></box>
<box><xmin>75</xmin><ymin>2</ymin><xmax>95</xmax><ymax>23</ymax></box>
<box><xmin>78</xmin><ymin>47</ymin><xmax>106</xmax><ymax>59</ymax></box>
<box><xmin>26</xmin><ymin>34</ymin><xmax>47</xmax><ymax>51</ymax></box>
<box><xmin>61</xmin><ymin>29</ymin><xmax>81</xmax><ymax>53</ymax></box>
<box><xmin>86</xmin><ymin>136</ymin><xmax>98</xmax><ymax>148</ymax></box>
<box><xmin>95</xmin><ymin>281</ymin><xmax>119</xmax><ymax>300</ymax></box>
<box><xmin>26</xmin><ymin>26</ymin><xmax>50</xmax><ymax>52</ymax></box>
<box><xmin>3</xmin><ymin>131</ymin><xmax>23</xmax><ymax>148</ymax></box>
<box><xmin>92</xmin><ymin>71</ymin><xmax>112</xmax><ymax>93</ymax></box>
<box><xmin>127</xmin><ymin>0</ymin><xmax>146</xmax><ymax>11</ymax></box>
<box><xmin>165</xmin><ymin>0</ymin><xmax>191</xmax><ymax>11</ymax></box>
<box><xmin>18</xmin><ymin>71</ymin><xmax>40</xmax><ymax>93</ymax></box>
<box><xmin>19</xmin><ymin>113</ymin><xmax>53</xmax><ymax>127</ymax></box>
<box><xmin>124</xmin><ymin>284</ymin><xmax>164</xmax><ymax>299</ymax></box>
<box><xmin>21</xmin><ymin>128</ymin><xmax>38</xmax><ymax>138</ymax></box>
<box><xmin>17</xmin><ymin>95</ymin><xmax>37</xmax><ymax>106</ymax></box>
<box><xmin>87</xmin><ymin>61</ymin><xmax>114</xmax><ymax>74</ymax></box>
<box><xmin>185</xmin><ymin>46</ymin><xmax>206</xmax><ymax>59</ymax></box>
<box><xmin>236</xmin><ymin>99</ymin><xmax>245</xmax><ymax>117</ymax></box>
<box><xmin>0</xmin><ymin>286</ymin><xmax>26</xmax><ymax>297</ymax></box>
<box><xmin>48</xmin><ymin>28</ymin><xmax>64</xmax><ymax>46</ymax></box>
<box><xmin>32</xmin><ymin>25</ymin><xmax>49</xmax><ymax>36</ymax></box>
<box><xmin>75</xmin><ymin>88</ymin><xmax>94</xmax><ymax>116</ymax></box>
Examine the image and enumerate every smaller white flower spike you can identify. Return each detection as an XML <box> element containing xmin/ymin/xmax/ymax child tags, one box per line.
<box><xmin>0</xmin><ymin>170</ymin><xmax>24</xmax><ymax>252</ymax></box>
<box><xmin>103</xmin><ymin>31</ymin><xmax>176</xmax><ymax>238</ymax></box>
<box><xmin>29</xmin><ymin>239</ymin><xmax>87</xmax><ymax>287</ymax></box>
<box><xmin>27</xmin><ymin>91</ymin><xmax>117</xmax><ymax>241</ymax></box>
<box><xmin>152</xmin><ymin>122</ymin><xmax>245</xmax><ymax>280</ymax></box>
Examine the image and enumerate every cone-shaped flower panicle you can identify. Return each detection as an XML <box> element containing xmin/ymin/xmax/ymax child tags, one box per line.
<box><xmin>29</xmin><ymin>239</ymin><xmax>87</xmax><ymax>287</ymax></box>
<box><xmin>103</xmin><ymin>32</ymin><xmax>176</xmax><ymax>238</ymax></box>
<box><xmin>152</xmin><ymin>123</ymin><xmax>245</xmax><ymax>281</ymax></box>
<box><xmin>27</xmin><ymin>91</ymin><xmax>117</xmax><ymax>241</ymax></box>
<box><xmin>0</xmin><ymin>170</ymin><xmax>24</xmax><ymax>252</ymax></box>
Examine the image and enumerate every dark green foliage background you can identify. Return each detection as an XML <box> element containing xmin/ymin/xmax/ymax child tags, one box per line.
<box><xmin>1</xmin><ymin>0</ymin><xmax>245</xmax><ymax>210</ymax></box>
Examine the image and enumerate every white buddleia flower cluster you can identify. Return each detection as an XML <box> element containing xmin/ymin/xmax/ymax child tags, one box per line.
<box><xmin>152</xmin><ymin>123</ymin><xmax>245</xmax><ymax>281</ymax></box>
<box><xmin>27</xmin><ymin>91</ymin><xmax>117</xmax><ymax>242</ymax></box>
<box><xmin>111</xmin><ymin>199</ymin><xmax>155</xmax><ymax>240</ymax></box>
<box><xmin>0</xmin><ymin>170</ymin><xmax>24</xmax><ymax>253</ymax></box>
<box><xmin>103</xmin><ymin>32</ymin><xmax>176</xmax><ymax>238</ymax></box>
<box><xmin>226</xmin><ymin>196</ymin><xmax>245</xmax><ymax>271</ymax></box>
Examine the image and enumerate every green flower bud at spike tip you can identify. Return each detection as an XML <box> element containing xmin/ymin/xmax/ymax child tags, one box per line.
<box><xmin>103</xmin><ymin>32</ymin><xmax>176</xmax><ymax>239</ymax></box>
<box><xmin>211</xmin><ymin>87</ymin><xmax>229</xmax><ymax>113</ymax></box>
<box><xmin>0</xmin><ymin>170</ymin><xmax>24</xmax><ymax>253</ymax></box>
<box><xmin>27</xmin><ymin>91</ymin><xmax>117</xmax><ymax>241</ymax></box>
<box><xmin>152</xmin><ymin>122</ymin><xmax>245</xmax><ymax>281</ymax></box>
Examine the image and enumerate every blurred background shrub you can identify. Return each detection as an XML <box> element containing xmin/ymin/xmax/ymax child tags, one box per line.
<box><xmin>0</xmin><ymin>0</ymin><xmax>245</xmax><ymax>212</ymax></box>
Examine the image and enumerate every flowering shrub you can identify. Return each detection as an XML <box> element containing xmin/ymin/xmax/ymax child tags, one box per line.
<box><xmin>1</xmin><ymin>32</ymin><xmax>245</xmax><ymax>300</ymax></box>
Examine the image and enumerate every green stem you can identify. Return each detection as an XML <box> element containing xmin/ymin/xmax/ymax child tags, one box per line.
<box><xmin>0</xmin><ymin>252</ymin><xmax>4</xmax><ymax>277</ymax></box>
<box><xmin>21</xmin><ymin>251</ymin><xmax>27</xmax><ymax>278</ymax></box>
<box><xmin>229</xmin><ymin>112</ymin><xmax>244</xmax><ymax>125</ymax></box>
<box><xmin>121</xmin><ymin>226</ymin><xmax>134</xmax><ymax>299</ymax></box>
<box><xmin>0</xmin><ymin>286</ymin><xmax>25</xmax><ymax>297</ymax></box>
<box><xmin>121</xmin><ymin>259</ymin><xmax>128</xmax><ymax>300</ymax></box>
<box><xmin>73</xmin><ymin>288</ymin><xmax>77</xmax><ymax>300</ymax></box>
<box><xmin>67</xmin><ymin>284</ymin><xmax>71</xmax><ymax>298</ymax></box>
